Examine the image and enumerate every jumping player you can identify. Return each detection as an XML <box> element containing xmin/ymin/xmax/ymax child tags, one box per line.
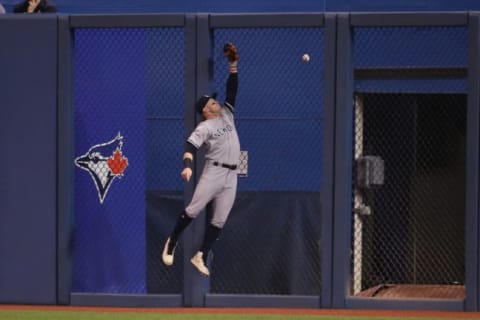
<box><xmin>162</xmin><ymin>42</ymin><xmax>240</xmax><ymax>276</ymax></box>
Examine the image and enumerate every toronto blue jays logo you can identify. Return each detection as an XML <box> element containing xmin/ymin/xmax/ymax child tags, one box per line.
<box><xmin>74</xmin><ymin>132</ymin><xmax>129</xmax><ymax>204</ymax></box>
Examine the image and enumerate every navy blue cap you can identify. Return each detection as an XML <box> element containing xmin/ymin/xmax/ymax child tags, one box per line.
<box><xmin>195</xmin><ymin>93</ymin><xmax>217</xmax><ymax>114</ymax></box>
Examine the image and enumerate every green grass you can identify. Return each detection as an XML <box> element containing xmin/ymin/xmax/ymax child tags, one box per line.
<box><xmin>0</xmin><ymin>310</ymin><xmax>478</xmax><ymax>320</ymax></box>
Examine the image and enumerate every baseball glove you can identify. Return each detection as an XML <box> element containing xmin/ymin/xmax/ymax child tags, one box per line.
<box><xmin>223</xmin><ymin>42</ymin><xmax>239</xmax><ymax>62</ymax></box>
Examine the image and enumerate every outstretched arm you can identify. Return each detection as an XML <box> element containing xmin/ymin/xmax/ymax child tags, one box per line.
<box><xmin>223</xmin><ymin>42</ymin><xmax>239</xmax><ymax>113</ymax></box>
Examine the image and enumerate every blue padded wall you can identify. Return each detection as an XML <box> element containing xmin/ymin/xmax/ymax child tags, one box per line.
<box><xmin>0</xmin><ymin>15</ymin><xmax>58</xmax><ymax>304</ymax></box>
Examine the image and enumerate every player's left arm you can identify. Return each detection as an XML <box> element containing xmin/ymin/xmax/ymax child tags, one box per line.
<box><xmin>223</xmin><ymin>42</ymin><xmax>239</xmax><ymax>113</ymax></box>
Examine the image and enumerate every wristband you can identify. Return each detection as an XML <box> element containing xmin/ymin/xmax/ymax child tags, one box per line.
<box><xmin>183</xmin><ymin>157</ymin><xmax>192</xmax><ymax>169</ymax></box>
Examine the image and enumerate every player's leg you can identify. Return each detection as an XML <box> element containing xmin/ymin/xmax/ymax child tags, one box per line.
<box><xmin>162</xmin><ymin>210</ymin><xmax>192</xmax><ymax>265</ymax></box>
<box><xmin>190</xmin><ymin>223</ymin><xmax>222</xmax><ymax>276</ymax></box>
<box><xmin>191</xmin><ymin>175</ymin><xmax>237</xmax><ymax>275</ymax></box>
<box><xmin>163</xmin><ymin>173</ymin><xmax>219</xmax><ymax>266</ymax></box>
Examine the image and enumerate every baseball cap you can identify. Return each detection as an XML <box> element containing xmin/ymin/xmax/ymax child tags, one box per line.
<box><xmin>195</xmin><ymin>93</ymin><xmax>217</xmax><ymax>114</ymax></box>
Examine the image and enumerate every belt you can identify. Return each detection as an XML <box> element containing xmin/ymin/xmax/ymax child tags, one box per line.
<box><xmin>213</xmin><ymin>161</ymin><xmax>237</xmax><ymax>170</ymax></box>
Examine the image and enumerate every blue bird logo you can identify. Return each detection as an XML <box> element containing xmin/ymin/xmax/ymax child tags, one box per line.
<box><xmin>75</xmin><ymin>132</ymin><xmax>129</xmax><ymax>204</ymax></box>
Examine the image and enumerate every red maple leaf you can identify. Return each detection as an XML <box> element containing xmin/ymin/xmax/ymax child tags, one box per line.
<box><xmin>107</xmin><ymin>150</ymin><xmax>128</xmax><ymax>175</ymax></box>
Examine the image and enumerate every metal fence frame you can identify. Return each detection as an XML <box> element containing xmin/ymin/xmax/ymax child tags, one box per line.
<box><xmin>58</xmin><ymin>12</ymin><xmax>334</xmax><ymax>309</ymax></box>
<box><xmin>204</xmin><ymin>13</ymin><xmax>335</xmax><ymax>309</ymax></box>
<box><xmin>58</xmin><ymin>13</ymin><xmax>197</xmax><ymax>308</ymax></box>
<box><xmin>332</xmin><ymin>12</ymin><xmax>478</xmax><ymax>312</ymax></box>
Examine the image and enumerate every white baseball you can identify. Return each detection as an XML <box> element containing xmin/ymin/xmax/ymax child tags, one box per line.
<box><xmin>302</xmin><ymin>53</ymin><xmax>310</xmax><ymax>62</ymax></box>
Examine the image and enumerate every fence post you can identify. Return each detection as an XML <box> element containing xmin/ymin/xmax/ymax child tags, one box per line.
<box><xmin>321</xmin><ymin>12</ymin><xmax>338</xmax><ymax>309</ymax></box>
<box><xmin>332</xmin><ymin>12</ymin><xmax>355</xmax><ymax>309</ymax></box>
<box><xmin>466</xmin><ymin>11</ymin><xmax>480</xmax><ymax>312</ymax></box>
<box><xmin>183</xmin><ymin>12</ymin><xmax>212</xmax><ymax>307</ymax></box>
<box><xmin>57</xmin><ymin>14</ymin><xmax>75</xmax><ymax>306</ymax></box>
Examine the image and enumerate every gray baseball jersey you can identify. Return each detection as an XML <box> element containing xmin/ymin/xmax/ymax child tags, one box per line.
<box><xmin>187</xmin><ymin>107</ymin><xmax>240</xmax><ymax>165</ymax></box>
<box><xmin>185</xmin><ymin>73</ymin><xmax>240</xmax><ymax>227</ymax></box>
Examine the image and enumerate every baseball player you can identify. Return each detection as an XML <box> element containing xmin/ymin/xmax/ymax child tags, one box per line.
<box><xmin>162</xmin><ymin>42</ymin><xmax>240</xmax><ymax>276</ymax></box>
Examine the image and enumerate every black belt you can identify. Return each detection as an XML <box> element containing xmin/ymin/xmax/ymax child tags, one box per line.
<box><xmin>213</xmin><ymin>161</ymin><xmax>237</xmax><ymax>170</ymax></box>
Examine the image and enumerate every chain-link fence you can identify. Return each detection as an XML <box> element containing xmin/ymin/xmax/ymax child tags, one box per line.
<box><xmin>208</xmin><ymin>27</ymin><xmax>325</xmax><ymax>295</ymax></box>
<box><xmin>351</xmin><ymin>25</ymin><xmax>467</xmax><ymax>299</ymax></box>
<box><xmin>71</xmin><ymin>16</ymin><xmax>469</xmax><ymax>303</ymax></box>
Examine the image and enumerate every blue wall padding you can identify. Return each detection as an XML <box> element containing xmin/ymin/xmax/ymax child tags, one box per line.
<box><xmin>354</xmin><ymin>27</ymin><xmax>468</xmax><ymax>68</ymax></box>
<box><xmin>73</xmin><ymin>28</ymin><xmax>147</xmax><ymax>293</ymax></box>
<box><xmin>0</xmin><ymin>15</ymin><xmax>58</xmax><ymax>304</ymax></box>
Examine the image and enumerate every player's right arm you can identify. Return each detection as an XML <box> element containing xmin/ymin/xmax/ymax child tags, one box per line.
<box><xmin>181</xmin><ymin>142</ymin><xmax>197</xmax><ymax>181</ymax></box>
<box><xmin>182</xmin><ymin>121</ymin><xmax>210</xmax><ymax>181</ymax></box>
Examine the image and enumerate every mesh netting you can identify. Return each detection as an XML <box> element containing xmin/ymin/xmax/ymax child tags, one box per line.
<box><xmin>351</xmin><ymin>26</ymin><xmax>467</xmax><ymax>299</ymax></box>
<box><xmin>208</xmin><ymin>27</ymin><xmax>325</xmax><ymax>295</ymax></box>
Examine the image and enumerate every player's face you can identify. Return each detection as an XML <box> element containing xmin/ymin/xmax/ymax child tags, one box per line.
<box><xmin>202</xmin><ymin>98</ymin><xmax>220</xmax><ymax>118</ymax></box>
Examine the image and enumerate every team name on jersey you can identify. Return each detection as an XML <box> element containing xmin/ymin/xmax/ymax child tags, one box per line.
<box><xmin>213</xmin><ymin>124</ymin><xmax>233</xmax><ymax>138</ymax></box>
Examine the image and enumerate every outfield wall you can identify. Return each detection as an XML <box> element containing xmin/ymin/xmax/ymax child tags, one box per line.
<box><xmin>0</xmin><ymin>12</ymin><xmax>478</xmax><ymax>312</ymax></box>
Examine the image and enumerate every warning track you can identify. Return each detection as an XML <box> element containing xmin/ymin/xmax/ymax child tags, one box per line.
<box><xmin>1</xmin><ymin>305</ymin><xmax>480</xmax><ymax>319</ymax></box>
